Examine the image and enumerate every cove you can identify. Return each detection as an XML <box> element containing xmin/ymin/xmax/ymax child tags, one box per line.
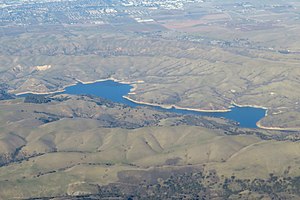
<box><xmin>62</xmin><ymin>80</ymin><xmax>266</xmax><ymax>128</ymax></box>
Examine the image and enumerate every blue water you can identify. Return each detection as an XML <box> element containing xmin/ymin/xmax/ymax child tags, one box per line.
<box><xmin>62</xmin><ymin>80</ymin><xmax>266</xmax><ymax>128</ymax></box>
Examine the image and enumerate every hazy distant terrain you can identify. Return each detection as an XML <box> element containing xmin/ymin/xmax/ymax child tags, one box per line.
<box><xmin>0</xmin><ymin>0</ymin><xmax>300</xmax><ymax>199</ymax></box>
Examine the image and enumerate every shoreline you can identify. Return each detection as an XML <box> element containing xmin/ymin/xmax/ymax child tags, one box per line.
<box><xmin>13</xmin><ymin>78</ymin><xmax>268</xmax><ymax>114</ymax></box>
<box><xmin>13</xmin><ymin>77</ymin><xmax>297</xmax><ymax>131</ymax></box>
<box><xmin>123</xmin><ymin>95</ymin><xmax>231</xmax><ymax>113</ymax></box>
<box><xmin>256</xmin><ymin>121</ymin><xmax>299</xmax><ymax>131</ymax></box>
<box><xmin>15</xmin><ymin>88</ymin><xmax>69</xmax><ymax>96</ymax></box>
<box><xmin>232</xmin><ymin>101</ymin><xmax>268</xmax><ymax>116</ymax></box>
<box><xmin>124</xmin><ymin>95</ymin><xmax>294</xmax><ymax>131</ymax></box>
<box><xmin>14</xmin><ymin>77</ymin><xmax>144</xmax><ymax>96</ymax></box>
<box><xmin>76</xmin><ymin>77</ymin><xmax>145</xmax><ymax>85</ymax></box>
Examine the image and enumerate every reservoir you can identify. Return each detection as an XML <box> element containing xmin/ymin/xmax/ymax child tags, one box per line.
<box><xmin>62</xmin><ymin>80</ymin><xmax>266</xmax><ymax>128</ymax></box>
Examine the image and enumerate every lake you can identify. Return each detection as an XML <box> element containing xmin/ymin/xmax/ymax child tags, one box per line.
<box><xmin>62</xmin><ymin>80</ymin><xmax>266</xmax><ymax>128</ymax></box>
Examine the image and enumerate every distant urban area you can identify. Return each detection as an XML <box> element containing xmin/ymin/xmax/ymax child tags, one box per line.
<box><xmin>0</xmin><ymin>0</ymin><xmax>297</xmax><ymax>26</ymax></box>
<box><xmin>0</xmin><ymin>0</ymin><xmax>205</xmax><ymax>25</ymax></box>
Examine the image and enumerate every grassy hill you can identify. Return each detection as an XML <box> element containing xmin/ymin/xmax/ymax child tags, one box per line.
<box><xmin>0</xmin><ymin>25</ymin><xmax>300</xmax><ymax>129</ymax></box>
<box><xmin>0</xmin><ymin>114</ymin><xmax>299</xmax><ymax>198</ymax></box>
